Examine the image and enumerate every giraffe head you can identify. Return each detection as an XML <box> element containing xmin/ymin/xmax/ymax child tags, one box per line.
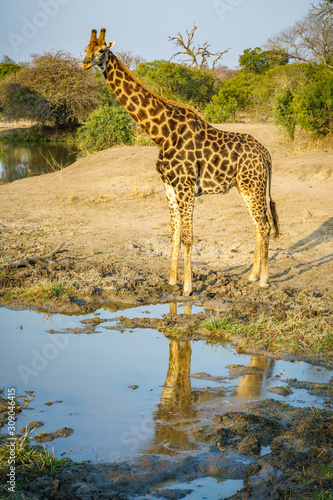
<box><xmin>82</xmin><ymin>28</ymin><xmax>115</xmax><ymax>70</ymax></box>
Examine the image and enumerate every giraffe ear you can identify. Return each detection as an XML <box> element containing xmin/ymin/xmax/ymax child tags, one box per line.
<box><xmin>107</xmin><ymin>41</ymin><xmax>115</xmax><ymax>49</ymax></box>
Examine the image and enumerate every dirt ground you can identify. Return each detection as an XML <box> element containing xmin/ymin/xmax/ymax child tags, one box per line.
<box><xmin>1</xmin><ymin>122</ymin><xmax>333</xmax><ymax>499</ymax></box>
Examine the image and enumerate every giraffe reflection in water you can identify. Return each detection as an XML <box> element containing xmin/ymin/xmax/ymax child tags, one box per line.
<box><xmin>233</xmin><ymin>356</ymin><xmax>274</xmax><ymax>399</ymax></box>
<box><xmin>145</xmin><ymin>303</ymin><xmax>274</xmax><ymax>454</ymax></box>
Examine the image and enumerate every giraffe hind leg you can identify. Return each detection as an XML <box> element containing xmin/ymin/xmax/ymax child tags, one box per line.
<box><xmin>242</xmin><ymin>193</ymin><xmax>271</xmax><ymax>287</ymax></box>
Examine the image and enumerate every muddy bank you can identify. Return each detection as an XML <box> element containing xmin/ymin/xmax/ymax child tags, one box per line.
<box><xmin>1</xmin><ymin>389</ymin><xmax>332</xmax><ymax>499</ymax></box>
<box><xmin>1</xmin><ymin>248</ymin><xmax>332</xmax><ymax>368</ymax></box>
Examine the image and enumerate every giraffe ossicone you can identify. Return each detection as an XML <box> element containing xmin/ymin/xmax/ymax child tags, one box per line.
<box><xmin>82</xmin><ymin>28</ymin><xmax>279</xmax><ymax>295</ymax></box>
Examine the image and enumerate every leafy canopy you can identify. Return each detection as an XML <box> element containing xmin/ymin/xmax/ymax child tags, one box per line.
<box><xmin>135</xmin><ymin>59</ymin><xmax>219</xmax><ymax>109</ymax></box>
<box><xmin>239</xmin><ymin>47</ymin><xmax>289</xmax><ymax>74</ymax></box>
<box><xmin>0</xmin><ymin>51</ymin><xmax>100</xmax><ymax>128</ymax></box>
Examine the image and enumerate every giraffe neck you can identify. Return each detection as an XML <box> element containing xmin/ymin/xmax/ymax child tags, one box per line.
<box><xmin>102</xmin><ymin>52</ymin><xmax>173</xmax><ymax>146</ymax></box>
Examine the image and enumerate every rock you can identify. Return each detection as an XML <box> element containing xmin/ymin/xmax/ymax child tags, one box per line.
<box><xmin>237</xmin><ymin>433</ymin><xmax>261</xmax><ymax>456</ymax></box>
<box><xmin>53</xmin><ymin>427</ymin><xmax>74</xmax><ymax>438</ymax></box>
<box><xmin>80</xmin><ymin>317</ymin><xmax>106</xmax><ymax>326</ymax></box>
<box><xmin>20</xmin><ymin>420</ymin><xmax>44</xmax><ymax>433</ymax></box>
<box><xmin>267</xmin><ymin>386</ymin><xmax>292</xmax><ymax>396</ymax></box>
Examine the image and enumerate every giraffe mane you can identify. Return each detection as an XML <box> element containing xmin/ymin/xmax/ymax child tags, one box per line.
<box><xmin>113</xmin><ymin>54</ymin><xmax>202</xmax><ymax>118</ymax></box>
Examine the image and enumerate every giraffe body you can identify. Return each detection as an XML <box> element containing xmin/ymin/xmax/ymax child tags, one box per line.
<box><xmin>83</xmin><ymin>29</ymin><xmax>279</xmax><ymax>295</ymax></box>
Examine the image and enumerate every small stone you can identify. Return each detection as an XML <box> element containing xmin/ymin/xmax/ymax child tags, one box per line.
<box><xmin>80</xmin><ymin>317</ymin><xmax>105</xmax><ymax>326</ymax></box>
<box><xmin>20</xmin><ymin>420</ymin><xmax>44</xmax><ymax>433</ymax></box>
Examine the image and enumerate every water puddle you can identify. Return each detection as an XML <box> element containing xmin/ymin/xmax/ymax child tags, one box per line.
<box><xmin>151</xmin><ymin>476</ymin><xmax>244</xmax><ymax>499</ymax></box>
<box><xmin>1</xmin><ymin>302</ymin><xmax>332</xmax><ymax>467</ymax></box>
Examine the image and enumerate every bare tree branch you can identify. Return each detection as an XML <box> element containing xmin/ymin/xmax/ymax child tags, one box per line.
<box><xmin>266</xmin><ymin>2</ymin><xmax>333</xmax><ymax>70</ymax></box>
<box><xmin>169</xmin><ymin>24</ymin><xmax>230</xmax><ymax>70</ymax></box>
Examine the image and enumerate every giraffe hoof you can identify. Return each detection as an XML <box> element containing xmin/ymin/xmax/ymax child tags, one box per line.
<box><xmin>259</xmin><ymin>281</ymin><xmax>269</xmax><ymax>288</ymax></box>
<box><xmin>248</xmin><ymin>273</ymin><xmax>259</xmax><ymax>282</ymax></box>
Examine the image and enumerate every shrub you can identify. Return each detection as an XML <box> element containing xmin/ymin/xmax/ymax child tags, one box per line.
<box><xmin>0</xmin><ymin>56</ymin><xmax>20</xmax><ymax>81</ymax></box>
<box><xmin>203</xmin><ymin>72</ymin><xmax>260</xmax><ymax>122</ymax></box>
<box><xmin>0</xmin><ymin>51</ymin><xmax>100</xmax><ymax>128</ymax></box>
<box><xmin>136</xmin><ymin>60</ymin><xmax>219</xmax><ymax>109</ymax></box>
<box><xmin>76</xmin><ymin>104</ymin><xmax>134</xmax><ymax>154</ymax></box>
<box><xmin>204</xmin><ymin>97</ymin><xmax>238</xmax><ymax>123</ymax></box>
<box><xmin>292</xmin><ymin>65</ymin><xmax>333</xmax><ymax>138</ymax></box>
<box><xmin>272</xmin><ymin>64</ymin><xmax>333</xmax><ymax>139</ymax></box>
<box><xmin>274</xmin><ymin>88</ymin><xmax>297</xmax><ymax>140</ymax></box>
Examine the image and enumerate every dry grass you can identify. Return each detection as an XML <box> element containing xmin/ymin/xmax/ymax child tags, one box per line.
<box><xmin>0</xmin><ymin>432</ymin><xmax>67</xmax><ymax>497</ymax></box>
<box><xmin>130</xmin><ymin>179</ymin><xmax>156</xmax><ymax>198</ymax></box>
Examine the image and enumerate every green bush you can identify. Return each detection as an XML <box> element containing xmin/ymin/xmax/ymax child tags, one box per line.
<box><xmin>204</xmin><ymin>97</ymin><xmax>238</xmax><ymax>123</ymax></box>
<box><xmin>203</xmin><ymin>72</ymin><xmax>260</xmax><ymax>122</ymax></box>
<box><xmin>0</xmin><ymin>56</ymin><xmax>20</xmax><ymax>81</ymax></box>
<box><xmin>274</xmin><ymin>88</ymin><xmax>297</xmax><ymax>140</ymax></box>
<box><xmin>136</xmin><ymin>60</ymin><xmax>219</xmax><ymax>109</ymax></box>
<box><xmin>292</xmin><ymin>65</ymin><xmax>333</xmax><ymax>138</ymax></box>
<box><xmin>76</xmin><ymin>104</ymin><xmax>134</xmax><ymax>154</ymax></box>
<box><xmin>272</xmin><ymin>64</ymin><xmax>333</xmax><ymax>139</ymax></box>
<box><xmin>239</xmin><ymin>47</ymin><xmax>289</xmax><ymax>74</ymax></box>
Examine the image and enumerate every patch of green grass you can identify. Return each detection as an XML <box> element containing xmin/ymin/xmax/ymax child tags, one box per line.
<box><xmin>28</xmin><ymin>230</ymin><xmax>49</xmax><ymax>238</ymax></box>
<box><xmin>3</xmin><ymin>279</ymin><xmax>74</xmax><ymax>302</ymax></box>
<box><xmin>201</xmin><ymin>314</ymin><xmax>333</xmax><ymax>354</ymax></box>
<box><xmin>0</xmin><ymin>433</ymin><xmax>67</xmax><ymax>497</ymax></box>
<box><xmin>322</xmin><ymin>465</ymin><xmax>333</xmax><ymax>480</ymax></box>
<box><xmin>312</xmin><ymin>490</ymin><xmax>333</xmax><ymax>500</ymax></box>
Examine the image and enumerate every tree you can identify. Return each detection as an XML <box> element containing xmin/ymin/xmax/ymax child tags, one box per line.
<box><xmin>266</xmin><ymin>1</ymin><xmax>333</xmax><ymax>70</ymax></box>
<box><xmin>169</xmin><ymin>24</ymin><xmax>230</xmax><ymax>71</ymax></box>
<box><xmin>115</xmin><ymin>51</ymin><xmax>145</xmax><ymax>71</ymax></box>
<box><xmin>0</xmin><ymin>51</ymin><xmax>100</xmax><ymax>128</ymax></box>
<box><xmin>239</xmin><ymin>47</ymin><xmax>289</xmax><ymax>74</ymax></box>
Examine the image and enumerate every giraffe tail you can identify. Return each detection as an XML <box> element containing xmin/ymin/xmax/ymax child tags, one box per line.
<box><xmin>266</xmin><ymin>155</ymin><xmax>280</xmax><ymax>239</ymax></box>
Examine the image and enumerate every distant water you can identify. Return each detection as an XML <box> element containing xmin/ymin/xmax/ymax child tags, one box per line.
<box><xmin>0</xmin><ymin>143</ymin><xmax>79</xmax><ymax>182</ymax></box>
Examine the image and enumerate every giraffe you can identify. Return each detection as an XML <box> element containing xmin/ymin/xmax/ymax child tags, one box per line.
<box><xmin>82</xmin><ymin>29</ymin><xmax>279</xmax><ymax>295</ymax></box>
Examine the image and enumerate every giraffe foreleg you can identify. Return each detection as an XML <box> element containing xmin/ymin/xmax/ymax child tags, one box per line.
<box><xmin>164</xmin><ymin>184</ymin><xmax>181</xmax><ymax>286</ymax></box>
<box><xmin>178</xmin><ymin>194</ymin><xmax>194</xmax><ymax>296</ymax></box>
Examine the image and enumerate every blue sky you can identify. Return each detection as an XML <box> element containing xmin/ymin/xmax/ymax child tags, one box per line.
<box><xmin>1</xmin><ymin>0</ymin><xmax>315</xmax><ymax>68</ymax></box>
